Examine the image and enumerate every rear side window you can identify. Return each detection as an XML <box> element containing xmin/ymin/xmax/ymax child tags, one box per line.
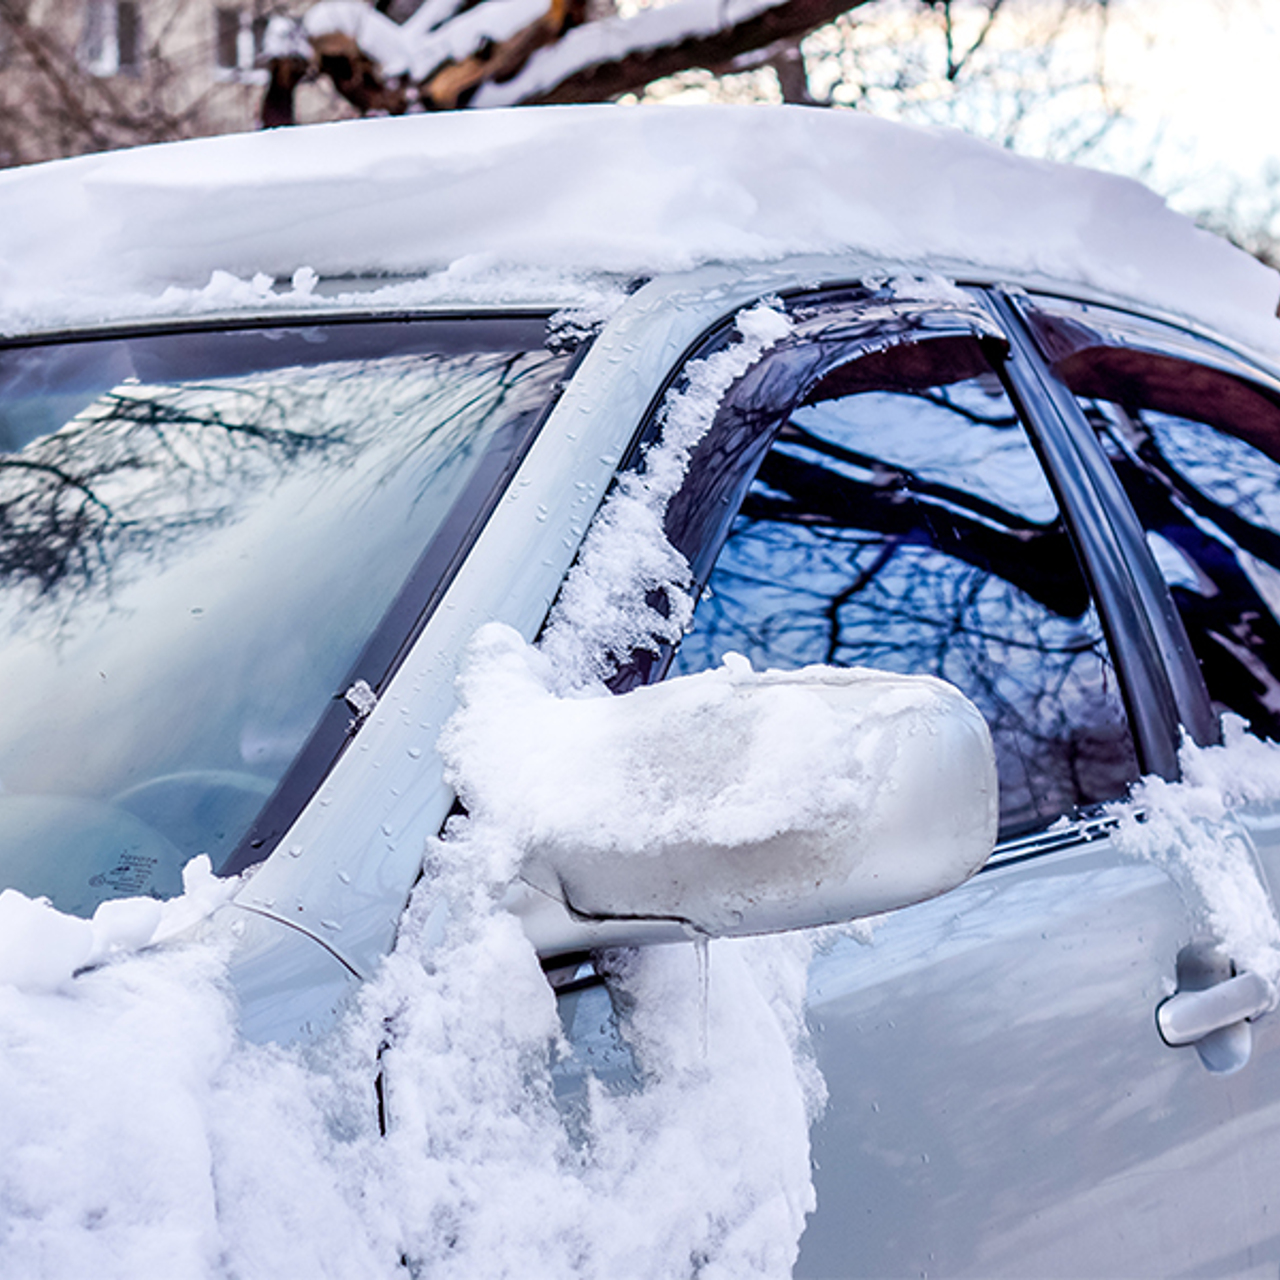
<box><xmin>669</xmin><ymin>329</ymin><xmax>1138</xmax><ymax>839</ymax></box>
<box><xmin>1026</xmin><ymin>301</ymin><xmax>1280</xmax><ymax>741</ymax></box>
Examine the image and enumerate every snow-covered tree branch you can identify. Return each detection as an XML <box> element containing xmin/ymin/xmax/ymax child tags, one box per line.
<box><xmin>0</xmin><ymin>0</ymin><xmax>1132</xmax><ymax>188</ymax></box>
<box><xmin>261</xmin><ymin>0</ymin><xmax>874</xmax><ymax>123</ymax></box>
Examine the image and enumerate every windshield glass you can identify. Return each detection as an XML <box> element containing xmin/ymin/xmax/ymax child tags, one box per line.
<box><xmin>0</xmin><ymin>319</ymin><xmax>566</xmax><ymax>916</ymax></box>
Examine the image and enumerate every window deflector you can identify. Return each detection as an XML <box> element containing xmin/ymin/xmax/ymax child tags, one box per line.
<box><xmin>1016</xmin><ymin>294</ymin><xmax>1280</xmax><ymax>398</ymax></box>
<box><xmin>606</xmin><ymin>291</ymin><xmax>1008</xmax><ymax>693</ymax></box>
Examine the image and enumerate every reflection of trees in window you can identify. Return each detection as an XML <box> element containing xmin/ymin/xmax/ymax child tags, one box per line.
<box><xmin>0</xmin><ymin>350</ymin><xmax>539</xmax><ymax>617</ymax></box>
<box><xmin>675</xmin><ymin>361</ymin><xmax>1137</xmax><ymax>838</ymax></box>
<box><xmin>1082</xmin><ymin>395</ymin><xmax>1280</xmax><ymax>739</ymax></box>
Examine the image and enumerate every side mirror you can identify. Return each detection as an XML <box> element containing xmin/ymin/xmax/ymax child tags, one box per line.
<box><xmin>489</xmin><ymin>655</ymin><xmax>997</xmax><ymax>954</ymax></box>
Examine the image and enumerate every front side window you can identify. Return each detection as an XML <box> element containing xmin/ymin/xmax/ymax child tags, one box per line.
<box><xmin>1027</xmin><ymin>299</ymin><xmax>1280</xmax><ymax>739</ymax></box>
<box><xmin>0</xmin><ymin>320</ymin><xmax>567</xmax><ymax>914</ymax></box>
<box><xmin>669</xmin><ymin>328</ymin><xmax>1138</xmax><ymax>838</ymax></box>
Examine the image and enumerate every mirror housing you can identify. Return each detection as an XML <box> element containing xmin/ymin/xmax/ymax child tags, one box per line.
<box><xmin>503</xmin><ymin>661</ymin><xmax>997</xmax><ymax>955</ymax></box>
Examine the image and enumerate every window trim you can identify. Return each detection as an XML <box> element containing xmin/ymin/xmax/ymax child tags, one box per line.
<box><xmin>995</xmin><ymin>288</ymin><xmax>1229</xmax><ymax>760</ymax></box>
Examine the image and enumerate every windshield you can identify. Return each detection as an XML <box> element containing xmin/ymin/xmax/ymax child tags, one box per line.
<box><xmin>0</xmin><ymin>319</ymin><xmax>567</xmax><ymax>916</ymax></box>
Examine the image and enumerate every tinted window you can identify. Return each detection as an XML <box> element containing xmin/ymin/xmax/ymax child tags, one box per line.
<box><xmin>671</xmin><ymin>335</ymin><xmax>1138</xmax><ymax>838</ymax></box>
<box><xmin>0</xmin><ymin>321</ymin><xmax>567</xmax><ymax>913</ymax></box>
<box><xmin>1063</xmin><ymin>354</ymin><xmax>1280</xmax><ymax>739</ymax></box>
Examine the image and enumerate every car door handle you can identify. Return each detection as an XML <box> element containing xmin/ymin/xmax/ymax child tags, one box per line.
<box><xmin>1158</xmin><ymin>969</ymin><xmax>1274</xmax><ymax>1047</ymax></box>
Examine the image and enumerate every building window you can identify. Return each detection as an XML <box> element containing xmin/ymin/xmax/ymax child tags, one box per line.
<box><xmin>215</xmin><ymin>7</ymin><xmax>268</xmax><ymax>80</ymax></box>
<box><xmin>82</xmin><ymin>0</ymin><xmax>140</xmax><ymax>76</ymax></box>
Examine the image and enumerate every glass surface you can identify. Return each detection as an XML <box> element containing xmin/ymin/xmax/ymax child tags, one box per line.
<box><xmin>0</xmin><ymin>323</ymin><xmax>565</xmax><ymax>914</ymax></box>
<box><xmin>1080</xmin><ymin>390</ymin><xmax>1280</xmax><ymax>740</ymax></box>
<box><xmin>672</xmin><ymin>340</ymin><xmax>1138</xmax><ymax>838</ymax></box>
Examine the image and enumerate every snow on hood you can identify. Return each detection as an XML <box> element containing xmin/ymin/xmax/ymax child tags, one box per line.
<box><xmin>1</xmin><ymin>104</ymin><xmax>1278</xmax><ymax>357</ymax></box>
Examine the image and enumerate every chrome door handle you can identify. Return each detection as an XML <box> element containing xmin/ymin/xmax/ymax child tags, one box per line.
<box><xmin>1158</xmin><ymin>940</ymin><xmax>1275</xmax><ymax>1074</ymax></box>
<box><xmin>1158</xmin><ymin>970</ymin><xmax>1274</xmax><ymax>1046</ymax></box>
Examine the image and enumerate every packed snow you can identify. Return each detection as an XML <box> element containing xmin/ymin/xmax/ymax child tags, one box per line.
<box><xmin>0</xmin><ymin>866</ymin><xmax>822</xmax><ymax>1278</ymax></box>
<box><xmin>1</xmin><ymin>105</ymin><xmax>1278</xmax><ymax>363</ymax></box>
<box><xmin>540</xmin><ymin>299</ymin><xmax>792</xmax><ymax>683</ymax></box>
<box><xmin>0</xmin><ymin>857</ymin><xmax>239</xmax><ymax>994</ymax></box>
<box><xmin>446</xmin><ymin>625</ymin><xmax>995</xmax><ymax>935</ymax></box>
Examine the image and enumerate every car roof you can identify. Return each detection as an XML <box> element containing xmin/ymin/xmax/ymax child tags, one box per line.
<box><xmin>1</xmin><ymin>103</ymin><xmax>1278</xmax><ymax>359</ymax></box>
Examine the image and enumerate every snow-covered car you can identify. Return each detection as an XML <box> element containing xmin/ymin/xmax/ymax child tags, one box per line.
<box><xmin>5</xmin><ymin>105</ymin><xmax>1280</xmax><ymax>1278</ymax></box>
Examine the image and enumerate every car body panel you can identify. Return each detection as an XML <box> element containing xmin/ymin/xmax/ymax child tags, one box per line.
<box><xmin>225</xmin><ymin>263</ymin><xmax>857</xmax><ymax>1029</ymax></box>
<box><xmin>799</xmin><ymin>835</ymin><xmax>1280</xmax><ymax>1278</ymax></box>
<box><xmin>203</xmin><ymin>268</ymin><xmax>1280</xmax><ymax>1279</ymax></box>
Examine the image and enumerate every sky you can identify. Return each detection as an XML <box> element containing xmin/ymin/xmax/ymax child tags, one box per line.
<box><xmin>1108</xmin><ymin>0</ymin><xmax>1280</xmax><ymax>211</ymax></box>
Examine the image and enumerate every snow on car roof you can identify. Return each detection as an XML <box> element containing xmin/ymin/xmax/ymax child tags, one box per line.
<box><xmin>1</xmin><ymin>103</ymin><xmax>1278</xmax><ymax>357</ymax></box>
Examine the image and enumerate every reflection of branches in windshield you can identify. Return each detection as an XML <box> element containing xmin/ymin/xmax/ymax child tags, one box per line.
<box><xmin>0</xmin><ymin>350</ymin><xmax>554</xmax><ymax>610</ymax></box>
<box><xmin>393</xmin><ymin>353</ymin><xmax>544</xmax><ymax>506</ymax></box>
<box><xmin>0</xmin><ymin>379</ymin><xmax>346</xmax><ymax>600</ymax></box>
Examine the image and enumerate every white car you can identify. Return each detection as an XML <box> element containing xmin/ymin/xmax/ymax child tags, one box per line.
<box><xmin>4</xmin><ymin>105</ymin><xmax>1280</xmax><ymax>1277</ymax></box>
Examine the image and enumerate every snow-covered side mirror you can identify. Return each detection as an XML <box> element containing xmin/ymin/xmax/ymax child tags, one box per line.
<box><xmin>452</xmin><ymin>633</ymin><xmax>997</xmax><ymax>954</ymax></box>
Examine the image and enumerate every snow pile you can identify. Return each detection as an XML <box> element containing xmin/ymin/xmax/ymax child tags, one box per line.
<box><xmin>0</xmin><ymin>780</ymin><xmax>821</xmax><ymax>1280</ymax></box>
<box><xmin>1</xmin><ymin>105</ymin><xmax>1277</xmax><ymax>358</ymax></box>
<box><xmin>358</xmin><ymin>820</ymin><xmax>822</xmax><ymax>1278</ymax></box>
<box><xmin>1110</xmin><ymin>718</ymin><xmax>1280</xmax><ymax>985</ymax></box>
<box><xmin>471</xmin><ymin>0</ymin><xmax>780</xmax><ymax>108</ymax></box>
<box><xmin>0</xmin><ymin>857</ymin><xmax>239</xmax><ymax>994</ymax></box>
<box><xmin>448</xmin><ymin>630</ymin><xmax>948</xmax><ymax>866</ymax></box>
<box><xmin>444</xmin><ymin>624</ymin><xmax>994</xmax><ymax>934</ymax></box>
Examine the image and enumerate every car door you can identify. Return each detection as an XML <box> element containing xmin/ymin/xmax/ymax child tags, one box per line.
<box><xmin>636</xmin><ymin>283</ymin><xmax>1280</xmax><ymax>1279</ymax></box>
